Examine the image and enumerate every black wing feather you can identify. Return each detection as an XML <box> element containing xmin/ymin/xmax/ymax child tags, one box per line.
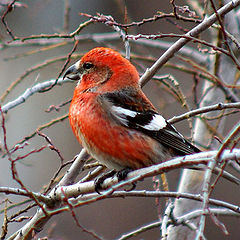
<box><xmin>141</xmin><ymin>122</ymin><xmax>200</xmax><ymax>155</ymax></box>
<box><xmin>100</xmin><ymin>90</ymin><xmax>200</xmax><ymax>155</ymax></box>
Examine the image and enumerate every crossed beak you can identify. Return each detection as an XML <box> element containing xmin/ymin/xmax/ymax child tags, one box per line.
<box><xmin>63</xmin><ymin>61</ymin><xmax>81</xmax><ymax>81</ymax></box>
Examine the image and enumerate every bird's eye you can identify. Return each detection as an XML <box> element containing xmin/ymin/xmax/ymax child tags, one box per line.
<box><xmin>83</xmin><ymin>62</ymin><xmax>94</xmax><ymax>69</ymax></box>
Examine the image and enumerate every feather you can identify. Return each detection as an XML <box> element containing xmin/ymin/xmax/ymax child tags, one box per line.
<box><xmin>99</xmin><ymin>89</ymin><xmax>200</xmax><ymax>155</ymax></box>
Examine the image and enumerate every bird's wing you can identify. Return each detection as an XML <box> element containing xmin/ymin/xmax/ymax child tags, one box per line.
<box><xmin>99</xmin><ymin>89</ymin><xmax>200</xmax><ymax>155</ymax></box>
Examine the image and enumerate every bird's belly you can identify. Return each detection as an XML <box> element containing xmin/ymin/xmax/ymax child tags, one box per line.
<box><xmin>69</xmin><ymin>99</ymin><xmax>171</xmax><ymax>170</ymax></box>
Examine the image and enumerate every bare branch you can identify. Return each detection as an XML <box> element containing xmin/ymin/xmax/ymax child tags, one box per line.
<box><xmin>139</xmin><ymin>0</ymin><xmax>240</xmax><ymax>86</ymax></box>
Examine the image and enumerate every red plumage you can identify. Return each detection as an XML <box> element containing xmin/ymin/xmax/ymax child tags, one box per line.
<box><xmin>64</xmin><ymin>47</ymin><xmax>200</xmax><ymax>171</ymax></box>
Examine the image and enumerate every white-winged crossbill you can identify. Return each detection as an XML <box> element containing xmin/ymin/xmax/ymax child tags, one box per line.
<box><xmin>64</xmin><ymin>47</ymin><xmax>200</xmax><ymax>172</ymax></box>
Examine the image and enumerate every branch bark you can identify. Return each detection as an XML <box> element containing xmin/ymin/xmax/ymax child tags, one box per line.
<box><xmin>167</xmin><ymin>0</ymin><xmax>240</xmax><ymax>239</ymax></box>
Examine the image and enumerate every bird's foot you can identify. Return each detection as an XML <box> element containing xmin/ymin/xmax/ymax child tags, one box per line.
<box><xmin>117</xmin><ymin>168</ymin><xmax>136</xmax><ymax>192</ymax></box>
<box><xmin>94</xmin><ymin>168</ymin><xmax>136</xmax><ymax>194</ymax></box>
<box><xmin>94</xmin><ymin>170</ymin><xmax>116</xmax><ymax>194</ymax></box>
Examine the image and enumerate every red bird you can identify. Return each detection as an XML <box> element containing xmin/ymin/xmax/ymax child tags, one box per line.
<box><xmin>64</xmin><ymin>47</ymin><xmax>200</xmax><ymax>175</ymax></box>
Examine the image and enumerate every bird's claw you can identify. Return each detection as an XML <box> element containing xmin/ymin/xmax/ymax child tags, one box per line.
<box><xmin>94</xmin><ymin>168</ymin><xmax>135</xmax><ymax>194</ymax></box>
<box><xmin>116</xmin><ymin>168</ymin><xmax>133</xmax><ymax>181</ymax></box>
<box><xmin>117</xmin><ymin>168</ymin><xmax>136</xmax><ymax>191</ymax></box>
<box><xmin>94</xmin><ymin>170</ymin><xmax>116</xmax><ymax>194</ymax></box>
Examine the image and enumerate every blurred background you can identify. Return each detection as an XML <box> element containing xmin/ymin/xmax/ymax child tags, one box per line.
<box><xmin>0</xmin><ymin>0</ymin><xmax>239</xmax><ymax>239</ymax></box>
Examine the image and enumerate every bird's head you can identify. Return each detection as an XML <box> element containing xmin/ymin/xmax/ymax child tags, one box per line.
<box><xmin>63</xmin><ymin>47</ymin><xmax>140</xmax><ymax>92</ymax></box>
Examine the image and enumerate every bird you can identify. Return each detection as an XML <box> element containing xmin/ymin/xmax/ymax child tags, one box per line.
<box><xmin>63</xmin><ymin>47</ymin><xmax>200</xmax><ymax>184</ymax></box>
